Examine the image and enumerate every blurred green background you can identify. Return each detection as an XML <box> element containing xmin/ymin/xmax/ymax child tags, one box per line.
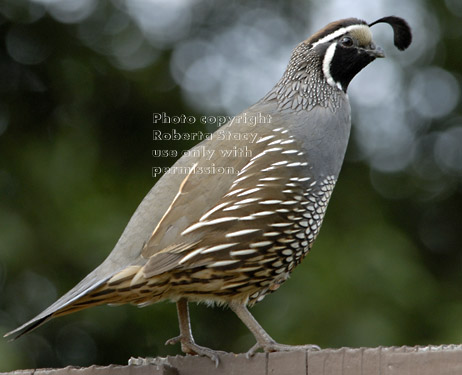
<box><xmin>0</xmin><ymin>0</ymin><xmax>461</xmax><ymax>371</ymax></box>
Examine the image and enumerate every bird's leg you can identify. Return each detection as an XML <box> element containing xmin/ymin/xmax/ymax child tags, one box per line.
<box><xmin>165</xmin><ymin>298</ymin><xmax>225</xmax><ymax>366</ymax></box>
<box><xmin>229</xmin><ymin>302</ymin><xmax>320</xmax><ymax>357</ymax></box>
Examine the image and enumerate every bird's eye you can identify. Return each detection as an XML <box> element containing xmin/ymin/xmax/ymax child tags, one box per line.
<box><xmin>341</xmin><ymin>36</ymin><xmax>354</xmax><ymax>47</ymax></box>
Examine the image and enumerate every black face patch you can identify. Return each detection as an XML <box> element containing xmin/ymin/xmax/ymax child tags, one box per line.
<box><xmin>329</xmin><ymin>44</ymin><xmax>376</xmax><ymax>92</ymax></box>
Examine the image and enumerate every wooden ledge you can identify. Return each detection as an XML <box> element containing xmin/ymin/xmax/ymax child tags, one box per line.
<box><xmin>3</xmin><ymin>345</ymin><xmax>462</xmax><ymax>375</ymax></box>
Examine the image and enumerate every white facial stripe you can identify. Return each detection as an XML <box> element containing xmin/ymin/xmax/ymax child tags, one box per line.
<box><xmin>322</xmin><ymin>43</ymin><xmax>342</xmax><ymax>90</ymax></box>
<box><xmin>312</xmin><ymin>24</ymin><xmax>370</xmax><ymax>47</ymax></box>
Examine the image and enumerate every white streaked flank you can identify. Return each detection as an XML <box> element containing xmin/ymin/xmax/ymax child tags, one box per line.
<box><xmin>221</xmin><ymin>282</ymin><xmax>249</xmax><ymax>290</ymax></box>
<box><xmin>271</xmin><ymin>223</ymin><xmax>293</xmax><ymax>228</ymax></box>
<box><xmin>259</xmin><ymin>199</ymin><xmax>283</xmax><ymax>205</ymax></box>
<box><xmin>237</xmin><ymin>188</ymin><xmax>261</xmax><ymax>197</ymax></box>
<box><xmin>235</xmin><ymin>197</ymin><xmax>261</xmax><ymax>205</ymax></box>
<box><xmin>239</xmin><ymin>215</ymin><xmax>257</xmax><ymax>221</ymax></box>
<box><xmin>206</xmin><ymin>217</ymin><xmax>239</xmax><ymax>225</ymax></box>
<box><xmin>272</xmin><ymin>161</ymin><xmax>289</xmax><ymax>166</ymax></box>
<box><xmin>251</xmin><ymin>211</ymin><xmax>276</xmax><ymax>217</ymax></box>
<box><xmin>226</xmin><ymin>229</ymin><xmax>261</xmax><ymax>238</ymax></box>
<box><xmin>231</xmin><ymin>174</ymin><xmax>251</xmax><ymax>185</ymax></box>
<box><xmin>225</xmin><ymin>188</ymin><xmax>244</xmax><ymax>197</ymax></box>
<box><xmin>230</xmin><ymin>249</ymin><xmax>258</xmax><ymax>256</ymax></box>
<box><xmin>181</xmin><ymin>216</ymin><xmax>238</xmax><ymax>235</ymax></box>
<box><xmin>179</xmin><ymin>247</ymin><xmax>207</xmax><ymax>264</ymax></box>
<box><xmin>281</xmin><ymin>200</ymin><xmax>299</xmax><ymax>205</ymax></box>
<box><xmin>222</xmin><ymin>205</ymin><xmax>242</xmax><ymax>212</ymax></box>
<box><xmin>256</xmin><ymin>135</ymin><xmax>275</xmax><ymax>143</ymax></box>
<box><xmin>201</xmin><ymin>243</ymin><xmax>239</xmax><ymax>254</ymax></box>
<box><xmin>250</xmin><ymin>241</ymin><xmax>273</xmax><ymax>248</ymax></box>
<box><xmin>250</xmin><ymin>150</ymin><xmax>268</xmax><ymax>162</ymax></box>
<box><xmin>207</xmin><ymin>260</ymin><xmax>240</xmax><ymax>268</ymax></box>
<box><xmin>265</xmin><ymin>147</ymin><xmax>283</xmax><ymax>153</ymax></box>
<box><xmin>199</xmin><ymin>201</ymin><xmax>231</xmax><ymax>221</ymax></box>
<box><xmin>239</xmin><ymin>160</ymin><xmax>256</xmax><ymax>173</ymax></box>
<box><xmin>259</xmin><ymin>177</ymin><xmax>281</xmax><ymax>181</ymax></box>
<box><xmin>263</xmin><ymin>231</ymin><xmax>281</xmax><ymax>237</ymax></box>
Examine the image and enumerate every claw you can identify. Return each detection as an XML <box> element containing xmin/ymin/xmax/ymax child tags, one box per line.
<box><xmin>169</xmin><ymin>299</ymin><xmax>225</xmax><ymax>366</ymax></box>
<box><xmin>165</xmin><ymin>335</ymin><xmax>181</xmax><ymax>346</ymax></box>
<box><xmin>246</xmin><ymin>343</ymin><xmax>261</xmax><ymax>358</ymax></box>
<box><xmin>165</xmin><ymin>334</ymin><xmax>225</xmax><ymax>367</ymax></box>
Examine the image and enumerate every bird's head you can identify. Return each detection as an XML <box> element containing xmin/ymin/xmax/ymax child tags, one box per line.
<box><xmin>304</xmin><ymin>16</ymin><xmax>412</xmax><ymax>92</ymax></box>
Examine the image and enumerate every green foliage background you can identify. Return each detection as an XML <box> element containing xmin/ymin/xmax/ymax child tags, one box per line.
<box><xmin>0</xmin><ymin>0</ymin><xmax>461</xmax><ymax>371</ymax></box>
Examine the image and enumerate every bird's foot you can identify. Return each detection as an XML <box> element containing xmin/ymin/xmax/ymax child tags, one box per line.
<box><xmin>246</xmin><ymin>341</ymin><xmax>321</xmax><ymax>358</ymax></box>
<box><xmin>165</xmin><ymin>335</ymin><xmax>226</xmax><ymax>366</ymax></box>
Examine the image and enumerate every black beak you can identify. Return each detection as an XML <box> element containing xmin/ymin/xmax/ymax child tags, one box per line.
<box><xmin>369</xmin><ymin>45</ymin><xmax>385</xmax><ymax>58</ymax></box>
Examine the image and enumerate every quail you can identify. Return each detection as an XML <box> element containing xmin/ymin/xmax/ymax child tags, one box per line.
<box><xmin>5</xmin><ymin>16</ymin><xmax>412</xmax><ymax>363</ymax></box>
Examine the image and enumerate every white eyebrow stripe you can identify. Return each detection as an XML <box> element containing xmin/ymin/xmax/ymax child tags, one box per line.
<box><xmin>312</xmin><ymin>24</ymin><xmax>369</xmax><ymax>47</ymax></box>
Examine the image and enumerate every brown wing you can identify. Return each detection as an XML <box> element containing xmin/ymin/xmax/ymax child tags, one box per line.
<box><xmin>140</xmin><ymin>119</ymin><xmax>276</xmax><ymax>273</ymax></box>
<box><xmin>140</xmin><ymin>110</ymin><xmax>316</xmax><ymax>278</ymax></box>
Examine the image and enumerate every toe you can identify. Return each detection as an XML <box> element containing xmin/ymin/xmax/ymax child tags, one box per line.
<box><xmin>246</xmin><ymin>343</ymin><xmax>261</xmax><ymax>358</ymax></box>
<box><xmin>165</xmin><ymin>335</ymin><xmax>182</xmax><ymax>346</ymax></box>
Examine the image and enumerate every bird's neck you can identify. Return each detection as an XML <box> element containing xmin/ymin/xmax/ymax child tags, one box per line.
<box><xmin>263</xmin><ymin>42</ymin><xmax>344</xmax><ymax>112</ymax></box>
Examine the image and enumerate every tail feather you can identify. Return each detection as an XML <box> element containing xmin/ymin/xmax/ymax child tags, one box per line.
<box><xmin>4</xmin><ymin>316</ymin><xmax>50</xmax><ymax>340</ymax></box>
<box><xmin>4</xmin><ymin>275</ymin><xmax>111</xmax><ymax>339</ymax></box>
<box><xmin>4</xmin><ymin>262</ymin><xmax>161</xmax><ymax>339</ymax></box>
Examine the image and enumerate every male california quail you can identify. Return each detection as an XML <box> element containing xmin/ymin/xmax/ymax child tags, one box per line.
<box><xmin>5</xmin><ymin>16</ymin><xmax>412</xmax><ymax>363</ymax></box>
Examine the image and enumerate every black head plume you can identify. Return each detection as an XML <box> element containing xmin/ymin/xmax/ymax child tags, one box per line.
<box><xmin>369</xmin><ymin>16</ymin><xmax>412</xmax><ymax>51</ymax></box>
